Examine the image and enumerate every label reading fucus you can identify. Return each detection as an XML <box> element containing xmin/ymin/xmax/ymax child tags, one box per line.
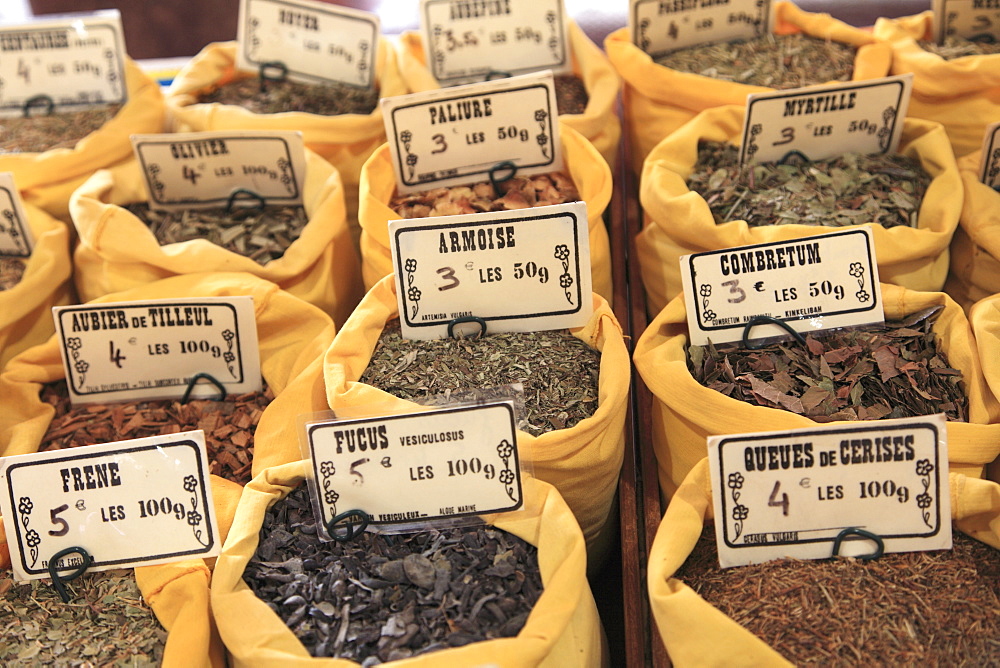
<box><xmin>933</xmin><ymin>0</ymin><xmax>1000</xmax><ymax>43</ymax></box>
<box><xmin>708</xmin><ymin>414</ymin><xmax>951</xmax><ymax>568</ymax></box>
<box><xmin>53</xmin><ymin>296</ymin><xmax>261</xmax><ymax>404</ymax></box>
<box><xmin>131</xmin><ymin>130</ymin><xmax>307</xmax><ymax>211</ymax></box>
<box><xmin>237</xmin><ymin>0</ymin><xmax>379</xmax><ymax>88</ymax></box>
<box><xmin>739</xmin><ymin>74</ymin><xmax>914</xmax><ymax>166</ymax></box>
<box><xmin>381</xmin><ymin>71</ymin><xmax>561</xmax><ymax>193</ymax></box>
<box><xmin>419</xmin><ymin>0</ymin><xmax>570</xmax><ymax>85</ymax></box>
<box><xmin>390</xmin><ymin>202</ymin><xmax>592</xmax><ymax>339</ymax></box>
<box><xmin>680</xmin><ymin>227</ymin><xmax>884</xmax><ymax>346</ymax></box>
<box><xmin>306</xmin><ymin>402</ymin><xmax>522</xmax><ymax>538</ymax></box>
<box><xmin>630</xmin><ymin>0</ymin><xmax>772</xmax><ymax>57</ymax></box>
<box><xmin>979</xmin><ymin>121</ymin><xmax>1000</xmax><ymax>190</ymax></box>
<box><xmin>0</xmin><ymin>173</ymin><xmax>34</xmax><ymax>257</ymax></box>
<box><xmin>0</xmin><ymin>431</ymin><xmax>220</xmax><ymax>581</ymax></box>
<box><xmin>0</xmin><ymin>10</ymin><xmax>127</xmax><ymax>117</ymax></box>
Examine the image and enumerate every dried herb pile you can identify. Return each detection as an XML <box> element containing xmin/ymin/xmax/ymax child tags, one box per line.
<box><xmin>553</xmin><ymin>75</ymin><xmax>588</xmax><ymax>115</ymax></box>
<box><xmin>40</xmin><ymin>380</ymin><xmax>274</xmax><ymax>484</ymax></box>
<box><xmin>244</xmin><ymin>485</ymin><xmax>543</xmax><ymax>662</ymax></box>
<box><xmin>677</xmin><ymin>525</ymin><xmax>1000</xmax><ymax>665</ymax></box>
<box><xmin>0</xmin><ymin>104</ymin><xmax>122</xmax><ymax>154</ymax></box>
<box><xmin>688</xmin><ymin>307</ymin><xmax>968</xmax><ymax>423</ymax></box>
<box><xmin>0</xmin><ymin>570</ymin><xmax>166</xmax><ymax>666</ymax></box>
<box><xmin>200</xmin><ymin>78</ymin><xmax>380</xmax><ymax>116</ymax></box>
<box><xmin>919</xmin><ymin>37</ymin><xmax>1000</xmax><ymax>59</ymax></box>
<box><xmin>390</xmin><ymin>172</ymin><xmax>579</xmax><ymax>218</ymax></box>
<box><xmin>688</xmin><ymin>141</ymin><xmax>930</xmax><ymax>229</ymax></box>
<box><xmin>0</xmin><ymin>257</ymin><xmax>26</xmax><ymax>291</ymax></box>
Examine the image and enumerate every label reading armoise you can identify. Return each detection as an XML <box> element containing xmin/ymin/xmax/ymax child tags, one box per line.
<box><xmin>0</xmin><ymin>431</ymin><xmax>219</xmax><ymax>581</ymax></box>
<box><xmin>979</xmin><ymin>121</ymin><xmax>1000</xmax><ymax>190</ymax></box>
<box><xmin>53</xmin><ymin>296</ymin><xmax>261</xmax><ymax>404</ymax></box>
<box><xmin>0</xmin><ymin>173</ymin><xmax>34</xmax><ymax>257</ymax></box>
<box><xmin>0</xmin><ymin>10</ymin><xmax>127</xmax><ymax>117</ymax></box>
<box><xmin>390</xmin><ymin>202</ymin><xmax>592</xmax><ymax>339</ymax></box>
<box><xmin>630</xmin><ymin>0</ymin><xmax>772</xmax><ymax>57</ymax></box>
<box><xmin>237</xmin><ymin>0</ymin><xmax>379</xmax><ymax>88</ymax></box>
<box><xmin>933</xmin><ymin>0</ymin><xmax>1000</xmax><ymax>43</ymax></box>
<box><xmin>381</xmin><ymin>71</ymin><xmax>561</xmax><ymax>193</ymax></box>
<box><xmin>680</xmin><ymin>227</ymin><xmax>883</xmax><ymax>346</ymax></box>
<box><xmin>419</xmin><ymin>0</ymin><xmax>570</xmax><ymax>85</ymax></box>
<box><xmin>306</xmin><ymin>402</ymin><xmax>522</xmax><ymax>537</ymax></box>
<box><xmin>708</xmin><ymin>414</ymin><xmax>951</xmax><ymax>568</ymax></box>
<box><xmin>131</xmin><ymin>131</ymin><xmax>307</xmax><ymax>211</ymax></box>
<box><xmin>739</xmin><ymin>75</ymin><xmax>914</xmax><ymax>166</ymax></box>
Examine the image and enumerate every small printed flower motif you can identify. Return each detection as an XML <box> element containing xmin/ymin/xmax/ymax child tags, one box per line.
<box><xmin>499</xmin><ymin>469</ymin><xmax>515</xmax><ymax>486</ymax></box>
<box><xmin>548</xmin><ymin>37</ymin><xmax>558</xmax><ymax>50</ymax></box>
<box><xmin>404</xmin><ymin>258</ymin><xmax>417</xmax><ymax>273</ymax></box>
<box><xmin>915</xmin><ymin>459</ymin><xmax>934</xmax><ymax>477</ymax></box>
<box><xmin>699</xmin><ymin>284</ymin><xmax>712</xmax><ymax>298</ymax></box>
<box><xmin>703</xmin><ymin>309</ymin><xmax>717</xmax><ymax>322</ymax></box>
<box><xmin>732</xmin><ymin>505</ymin><xmax>749</xmax><ymax>521</ymax></box>
<box><xmin>553</xmin><ymin>244</ymin><xmax>570</xmax><ymax>261</ymax></box>
<box><xmin>559</xmin><ymin>274</ymin><xmax>573</xmax><ymax>289</ymax></box>
<box><xmin>916</xmin><ymin>493</ymin><xmax>933</xmax><ymax>509</ymax></box>
<box><xmin>324</xmin><ymin>489</ymin><xmax>340</xmax><ymax>505</ymax></box>
<box><xmin>727</xmin><ymin>473</ymin><xmax>744</xmax><ymax>490</ymax></box>
<box><xmin>406</xmin><ymin>154</ymin><xmax>418</xmax><ymax>167</ymax></box>
<box><xmin>25</xmin><ymin>529</ymin><xmax>41</xmax><ymax>548</ymax></box>
<box><xmin>535</xmin><ymin>109</ymin><xmax>548</xmax><ymax>123</ymax></box>
<box><xmin>400</xmin><ymin>130</ymin><xmax>412</xmax><ymax>144</ymax></box>
<box><xmin>18</xmin><ymin>497</ymin><xmax>33</xmax><ymax>515</ymax></box>
<box><xmin>536</xmin><ymin>134</ymin><xmax>548</xmax><ymax>147</ymax></box>
<box><xmin>321</xmin><ymin>461</ymin><xmax>335</xmax><ymax>477</ymax></box>
<box><xmin>66</xmin><ymin>337</ymin><xmax>82</xmax><ymax>351</ymax></box>
<box><xmin>546</xmin><ymin>11</ymin><xmax>555</xmax><ymax>23</ymax></box>
<box><xmin>223</xmin><ymin>352</ymin><xmax>236</xmax><ymax>363</ymax></box>
<box><xmin>849</xmin><ymin>262</ymin><xmax>865</xmax><ymax>278</ymax></box>
<box><xmin>408</xmin><ymin>286</ymin><xmax>422</xmax><ymax>302</ymax></box>
<box><xmin>183</xmin><ymin>476</ymin><xmax>198</xmax><ymax>493</ymax></box>
<box><xmin>496</xmin><ymin>440</ymin><xmax>514</xmax><ymax>460</ymax></box>
<box><xmin>222</xmin><ymin>329</ymin><xmax>235</xmax><ymax>342</ymax></box>
<box><xmin>74</xmin><ymin>360</ymin><xmax>89</xmax><ymax>374</ymax></box>
<box><xmin>187</xmin><ymin>510</ymin><xmax>203</xmax><ymax>527</ymax></box>
<box><xmin>856</xmin><ymin>289</ymin><xmax>870</xmax><ymax>303</ymax></box>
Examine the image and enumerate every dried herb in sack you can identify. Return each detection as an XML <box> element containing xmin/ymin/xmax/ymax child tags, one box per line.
<box><xmin>919</xmin><ymin>37</ymin><xmax>1000</xmax><ymax>59</ymax></box>
<box><xmin>0</xmin><ymin>104</ymin><xmax>122</xmax><ymax>154</ymax></box>
<box><xmin>389</xmin><ymin>172</ymin><xmax>579</xmax><ymax>218</ymax></box>
<box><xmin>0</xmin><ymin>257</ymin><xmax>26</xmax><ymax>291</ymax></box>
<box><xmin>199</xmin><ymin>78</ymin><xmax>380</xmax><ymax>116</ymax></box>
<box><xmin>554</xmin><ymin>75</ymin><xmax>589</xmax><ymax>115</ymax></box>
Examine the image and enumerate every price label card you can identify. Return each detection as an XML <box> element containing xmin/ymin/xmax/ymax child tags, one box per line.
<box><xmin>236</xmin><ymin>0</ymin><xmax>379</xmax><ymax>88</ymax></box>
<box><xmin>131</xmin><ymin>131</ymin><xmax>307</xmax><ymax>211</ymax></box>
<box><xmin>680</xmin><ymin>227</ymin><xmax>884</xmax><ymax>346</ymax></box>
<box><xmin>381</xmin><ymin>71</ymin><xmax>561</xmax><ymax>193</ymax></box>
<box><xmin>0</xmin><ymin>173</ymin><xmax>34</xmax><ymax>257</ymax></box>
<box><xmin>933</xmin><ymin>0</ymin><xmax>1000</xmax><ymax>42</ymax></box>
<box><xmin>305</xmin><ymin>402</ymin><xmax>522</xmax><ymax>537</ymax></box>
<box><xmin>0</xmin><ymin>431</ymin><xmax>220</xmax><ymax>581</ymax></box>
<box><xmin>708</xmin><ymin>414</ymin><xmax>951</xmax><ymax>568</ymax></box>
<box><xmin>419</xmin><ymin>0</ymin><xmax>570</xmax><ymax>85</ymax></box>
<box><xmin>53</xmin><ymin>297</ymin><xmax>261</xmax><ymax>404</ymax></box>
<box><xmin>979</xmin><ymin>121</ymin><xmax>1000</xmax><ymax>190</ymax></box>
<box><xmin>739</xmin><ymin>75</ymin><xmax>914</xmax><ymax>166</ymax></box>
<box><xmin>390</xmin><ymin>202</ymin><xmax>592</xmax><ymax>339</ymax></box>
<box><xmin>630</xmin><ymin>0</ymin><xmax>772</xmax><ymax>57</ymax></box>
<box><xmin>0</xmin><ymin>10</ymin><xmax>127</xmax><ymax>117</ymax></box>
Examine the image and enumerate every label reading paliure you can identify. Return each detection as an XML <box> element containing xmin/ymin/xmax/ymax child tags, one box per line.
<box><xmin>0</xmin><ymin>431</ymin><xmax>220</xmax><ymax>581</ymax></box>
<box><xmin>0</xmin><ymin>10</ymin><xmax>127</xmax><ymax>117</ymax></box>
<box><xmin>390</xmin><ymin>202</ymin><xmax>592</xmax><ymax>339</ymax></box>
<box><xmin>52</xmin><ymin>296</ymin><xmax>261</xmax><ymax>404</ymax></box>
<box><xmin>739</xmin><ymin>74</ymin><xmax>914</xmax><ymax>166</ymax></box>
<box><xmin>708</xmin><ymin>414</ymin><xmax>951</xmax><ymax>568</ymax></box>
<box><xmin>630</xmin><ymin>0</ymin><xmax>772</xmax><ymax>57</ymax></box>
<box><xmin>131</xmin><ymin>130</ymin><xmax>307</xmax><ymax>211</ymax></box>
<box><xmin>381</xmin><ymin>70</ymin><xmax>562</xmax><ymax>193</ymax></box>
<box><xmin>979</xmin><ymin>121</ymin><xmax>1000</xmax><ymax>190</ymax></box>
<box><xmin>419</xmin><ymin>0</ymin><xmax>570</xmax><ymax>85</ymax></box>
<box><xmin>237</xmin><ymin>0</ymin><xmax>379</xmax><ymax>88</ymax></box>
<box><xmin>0</xmin><ymin>173</ymin><xmax>34</xmax><ymax>257</ymax></box>
<box><xmin>933</xmin><ymin>0</ymin><xmax>1000</xmax><ymax>43</ymax></box>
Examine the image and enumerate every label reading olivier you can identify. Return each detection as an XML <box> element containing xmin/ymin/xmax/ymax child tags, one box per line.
<box><xmin>630</xmin><ymin>0</ymin><xmax>772</xmax><ymax>57</ymax></box>
<box><xmin>979</xmin><ymin>121</ymin><xmax>1000</xmax><ymax>190</ymax></box>
<box><xmin>390</xmin><ymin>202</ymin><xmax>592</xmax><ymax>339</ymax></box>
<box><xmin>0</xmin><ymin>431</ymin><xmax>220</xmax><ymax>581</ymax></box>
<box><xmin>53</xmin><ymin>296</ymin><xmax>262</xmax><ymax>404</ymax></box>
<box><xmin>933</xmin><ymin>0</ymin><xmax>1000</xmax><ymax>43</ymax></box>
<box><xmin>0</xmin><ymin>173</ymin><xmax>34</xmax><ymax>257</ymax></box>
<box><xmin>708</xmin><ymin>414</ymin><xmax>951</xmax><ymax>568</ymax></box>
<box><xmin>739</xmin><ymin>75</ymin><xmax>914</xmax><ymax>166</ymax></box>
<box><xmin>381</xmin><ymin>71</ymin><xmax>561</xmax><ymax>193</ymax></box>
<box><xmin>237</xmin><ymin>0</ymin><xmax>379</xmax><ymax>88</ymax></box>
<box><xmin>131</xmin><ymin>130</ymin><xmax>307</xmax><ymax>211</ymax></box>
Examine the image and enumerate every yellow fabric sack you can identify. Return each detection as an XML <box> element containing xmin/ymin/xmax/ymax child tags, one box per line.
<box><xmin>0</xmin><ymin>202</ymin><xmax>74</xmax><ymax>371</ymax></box>
<box><xmin>968</xmin><ymin>293</ymin><xmax>1000</xmax><ymax>483</ymax></box>
<box><xmin>70</xmin><ymin>150</ymin><xmax>363</xmax><ymax>329</ymax></box>
<box><xmin>874</xmin><ymin>12</ymin><xmax>1000</xmax><ymax>158</ymax></box>
<box><xmin>633</xmin><ymin>283</ymin><xmax>1000</xmax><ymax>500</ymax></box>
<box><xmin>211</xmin><ymin>460</ymin><xmax>606</xmax><ymax>667</ymax></box>
<box><xmin>637</xmin><ymin>106</ymin><xmax>962</xmax><ymax>317</ymax></box>
<box><xmin>0</xmin><ymin>59</ymin><xmax>166</xmax><ymax>222</ymax></box>
<box><xmin>648</xmin><ymin>458</ymin><xmax>1000</xmax><ymax>666</ymax></box>
<box><xmin>358</xmin><ymin>124</ymin><xmax>614</xmax><ymax>305</ymax></box>
<box><xmin>944</xmin><ymin>151</ymin><xmax>1000</xmax><ymax>313</ymax></box>
<box><xmin>605</xmin><ymin>1</ymin><xmax>893</xmax><ymax>175</ymax></box>
<box><xmin>394</xmin><ymin>20</ymin><xmax>622</xmax><ymax>169</ymax></box>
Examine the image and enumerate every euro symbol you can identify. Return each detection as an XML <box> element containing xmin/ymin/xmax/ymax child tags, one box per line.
<box><xmin>754</xmin><ymin>281</ymin><xmax>765</xmax><ymax>292</ymax></box>
<box><xmin>799</xmin><ymin>478</ymin><xmax>811</xmax><ymax>488</ymax></box>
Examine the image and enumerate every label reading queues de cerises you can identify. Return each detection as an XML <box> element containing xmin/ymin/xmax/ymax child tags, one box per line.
<box><xmin>130</xmin><ymin>130</ymin><xmax>307</xmax><ymax>211</ymax></box>
<box><xmin>381</xmin><ymin>70</ymin><xmax>562</xmax><ymax>193</ymax></box>
<box><xmin>237</xmin><ymin>0</ymin><xmax>379</xmax><ymax>88</ymax></box>
<box><xmin>0</xmin><ymin>10</ymin><xmax>127</xmax><ymax>116</ymax></box>
<box><xmin>52</xmin><ymin>296</ymin><xmax>262</xmax><ymax>405</ymax></box>
<box><xmin>390</xmin><ymin>202</ymin><xmax>592</xmax><ymax>340</ymax></box>
<box><xmin>932</xmin><ymin>0</ymin><xmax>1000</xmax><ymax>43</ymax></box>
<box><xmin>0</xmin><ymin>172</ymin><xmax>35</xmax><ymax>257</ymax></box>
<box><xmin>680</xmin><ymin>227</ymin><xmax>884</xmax><ymax>347</ymax></box>
<box><xmin>419</xmin><ymin>0</ymin><xmax>570</xmax><ymax>85</ymax></box>
<box><xmin>708</xmin><ymin>414</ymin><xmax>951</xmax><ymax>569</ymax></box>
<box><xmin>0</xmin><ymin>430</ymin><xmax>220</xmax><ymax>581</ymax></box>
<box><xmin>306</xmin><ymin>402</ymin><xmax>522</xmax><ymax>539</ymax></box>
<box><xmin>979</xmin><ymin>120</ymin><xmax>1000</xmax><ymax>190</ymax></box>
<box><xmin>630</xmin><ymin>0</ymin><xmax>773</xmax><ymax>58</ymax></box>
<box><xmin>739</xmin><ymin>74</ymin><xmax>914</xmax><ymax>166</ymax></box>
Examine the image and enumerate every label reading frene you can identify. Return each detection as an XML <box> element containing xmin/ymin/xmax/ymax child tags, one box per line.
<box><xmin>933</xmin><ymin>0</ymin><xmax>1000</xmax><ymax>43</ymax></box>
<box><xmin>630</xmin><ymin>0</ymin><xmax>772</xmax><ymax>57</ymax></box>
<box><xmin>0</xmin><ymin>173</ymin><xmax>34</xmax><ymax>257</ymax></box>
<box><xmin>979</xmin><ymin>121</ymin><xmax>1000</xmax><ymax>190</ymax></box>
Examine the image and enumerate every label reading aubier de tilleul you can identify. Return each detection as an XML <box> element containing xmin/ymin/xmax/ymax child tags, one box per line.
<box><xmin>419</xmin><ymin>0</ymin><xmax>571</xmax><ymax>85</ymax></box>
<box><xmin>979</xmin><ymin>121</ymin><xmax>1000</xmax><ymax>190</ymax></box>
<box><xmin>739</xmin><ymin>74</ymin><xmax>914</xmax><ymax>166</ymax></box>
<box><xmin>390</xmin><ymin>202</ymin><xmax>592</xmax><ymax>340</ymax></box>
<box><xmin>708</xmin><ymin>414</ymin><xmax>951</xmax><ymax>569</ymax></box>
<box><xmin>131</xmin><ymin>130</ymin><xmax>307</xmax><ymax>212</ymax></box>
<box><xmin>236</xmin><ymin>0</ymin><xmax>379</xmax><ymax>88</ymax></box>
<box><xmin>0</xmin><ymin>10</ymin><xmax>127</xmax><ymax>117</ymax></box>
<box><xmin>680</xmin><ymin>227</ymin><xmax>884</xmax><ymax>346</ymax></box>
<box><xmin>0</xmin><ymin>431</ymin><xmax>220</xmax><ymax>581</ymax></box>
<box><xmin>630</xmin><ymin>0</ymin><xmax>772</xmax><ymax>58</ymax></box>
<box><xmin>53</xmin><ymin>296</ymin><xmax>262</xmax><ymax>404</ymax></box>
<box><xmin>932</xmin><ymin>0</ymin><xmax>1000</xmax><ymax>43</ymax></box>
<box><xmin>381</xmin><ymin>71</ymin><xmax>562</xmax><ymax>194</ymax></box>
<box><xmin>0</xmin><ymin>173</ymin><xmax>34</xmax><ymax>257</ymax></box>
